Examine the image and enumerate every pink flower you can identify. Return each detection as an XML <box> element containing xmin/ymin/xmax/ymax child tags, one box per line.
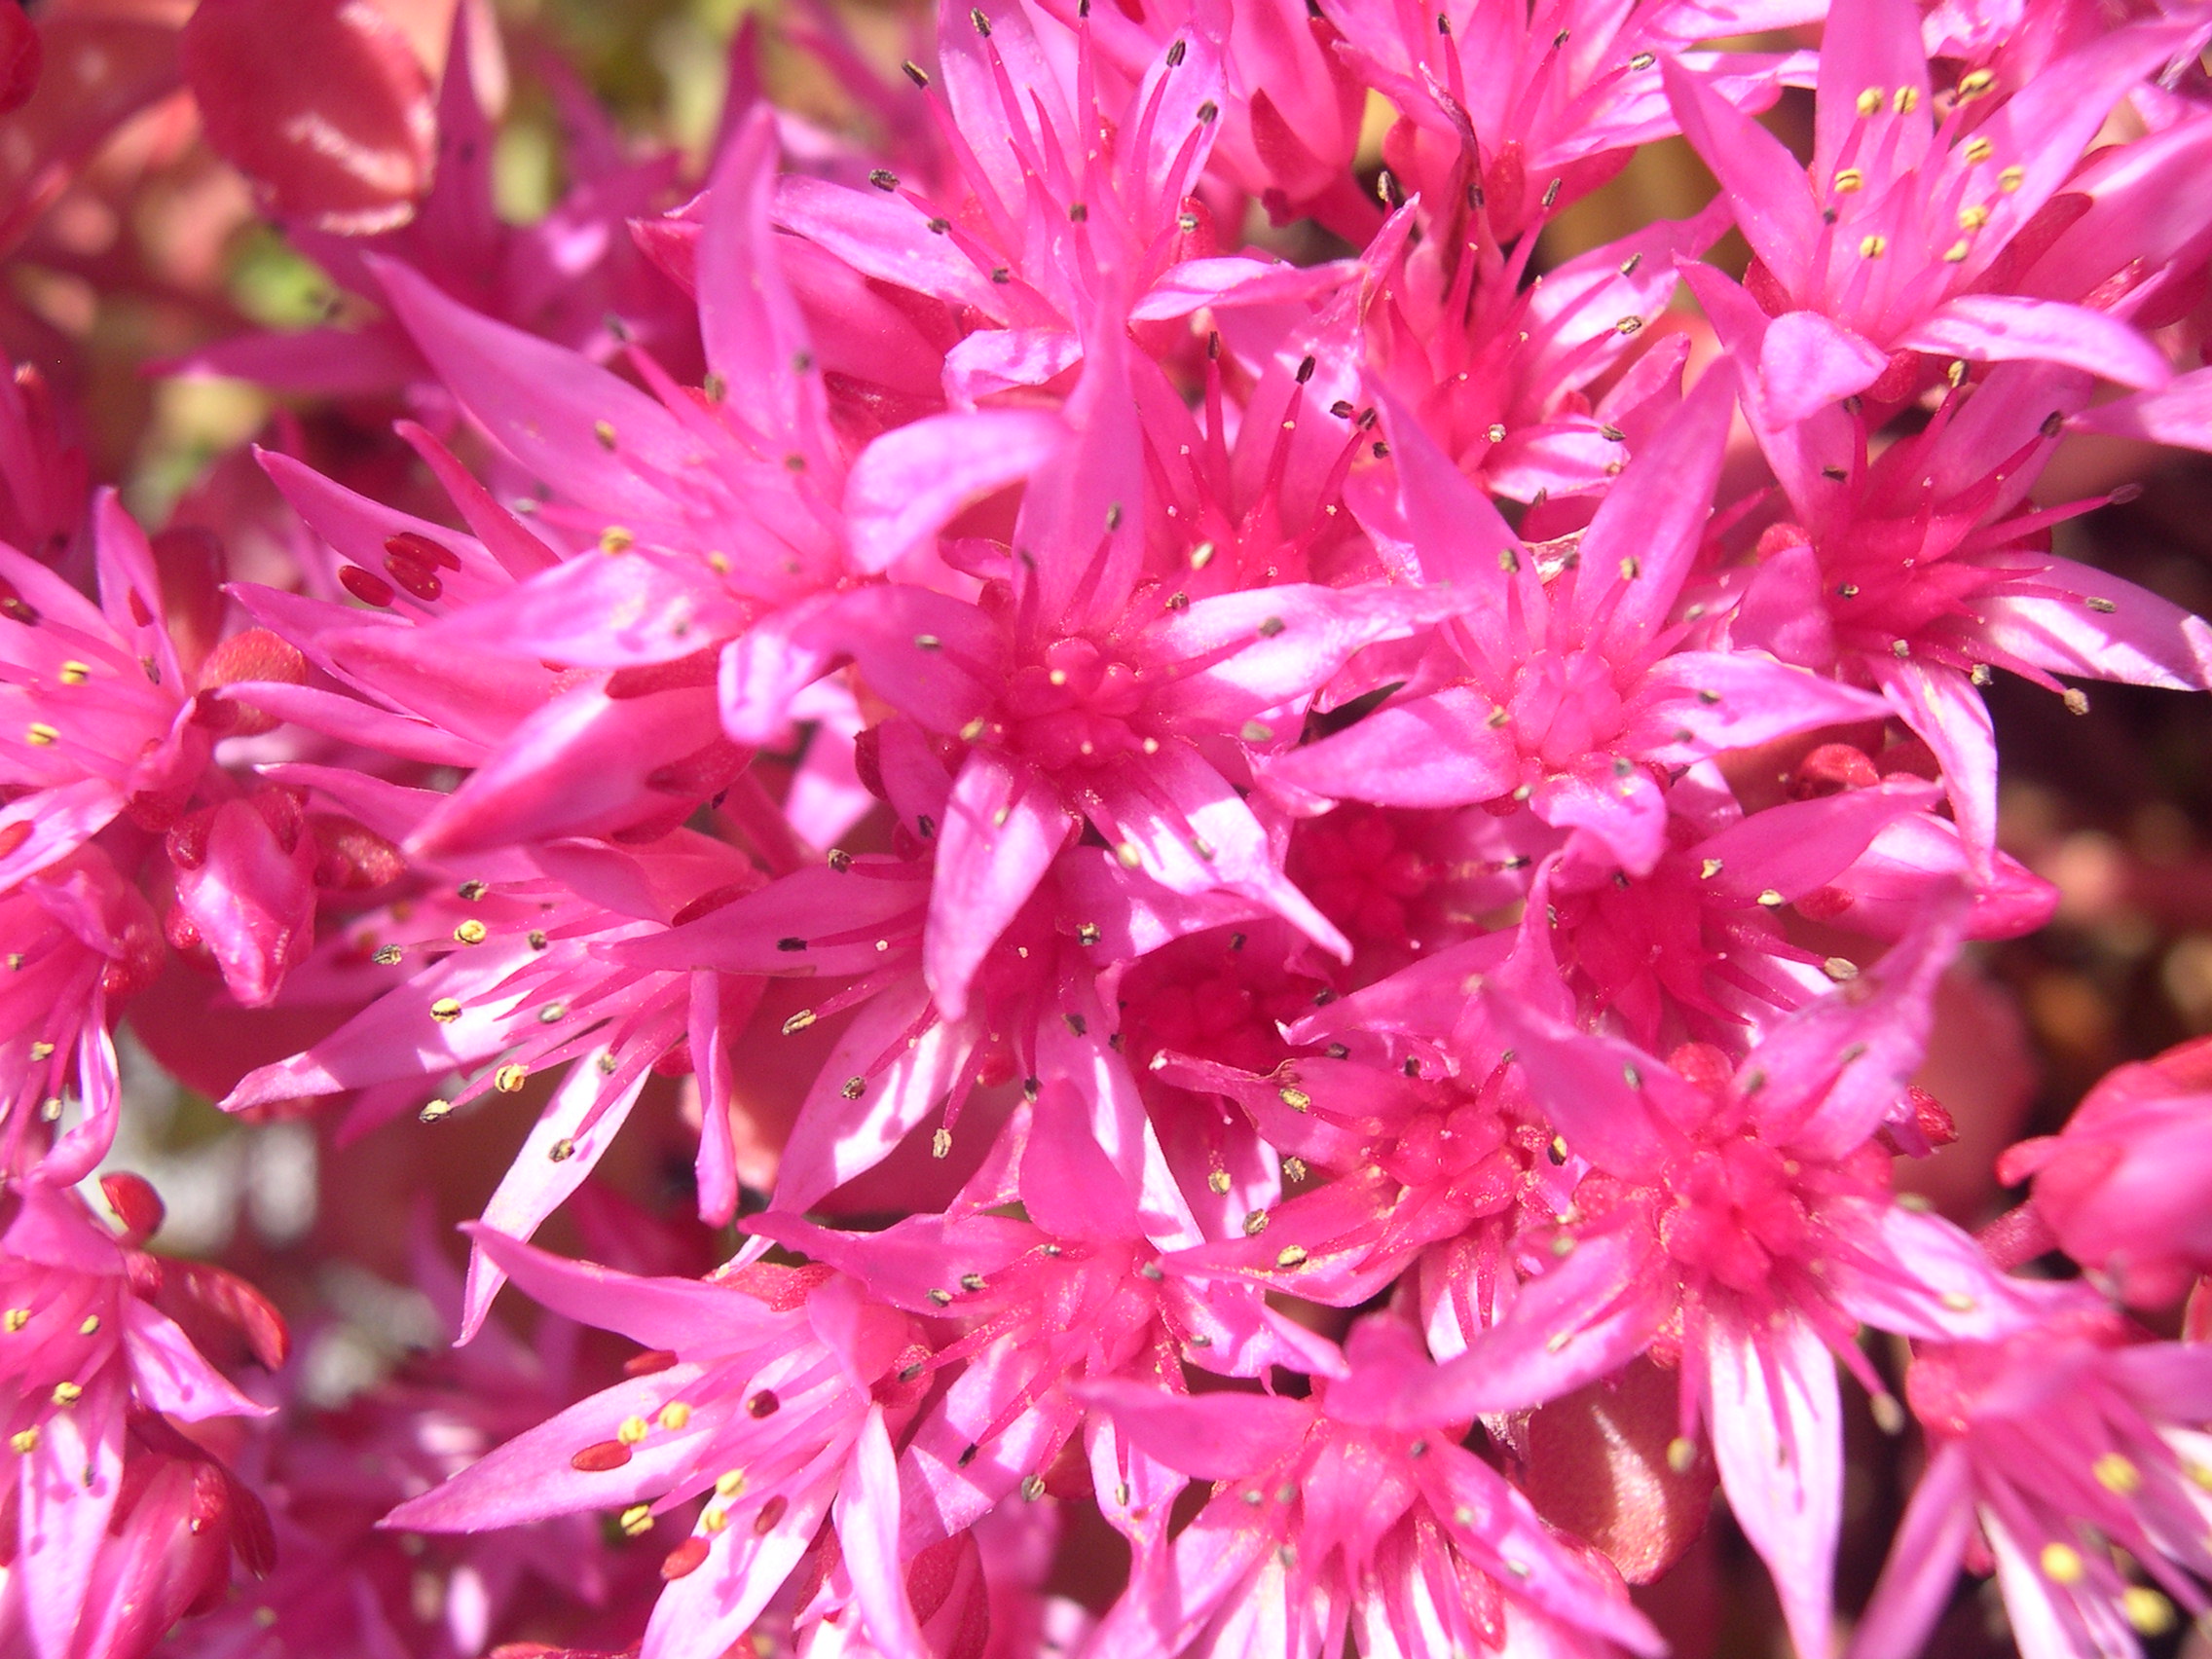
<box><xmin>1086</xmin><ymin>1319</ymin><xmax>1664</xmax><ymax>1659</ymax></box>
<box><xmin>1998</xmin><ymin>1036</ymin><xmax>2212</xmax><ymax>1308</ymax></box>
<box><xmin>0</xmin><ymin>1178</ymin><xmax>275</xmax><ymax>1659</ymax></box>
<box><xmin>1323</xmin><ymin>0</ymin><xmax>1812</xmax><ymax>242</ymax></box>
<box><xmin>1852</xmin><ymin>1309</ymin><xmax>2212</xmax><ymax>1659</ymax></box>
<box><xmin>751</xmin><ymin>1085</ymin><xmax>1342</xmax><ymax>1556</ymax></box>
<box><xmin>384</xmin><ymin>1229</ymin><xmax>925</xmax><ymax>1659</ymax></box>
<box><xmin>1266</xmin><ymin>367</ymin><xmax>1890</xmax><ymax>877</ymax></box>
<box><xmin>1666</xmin><ymin>0</ymin><xmax>2194</xmax><ymax>401</ymax></box>
<box><xmin>220</xmin><ymin>811</ymin><xmax>768</xmax><ymax>1325</ymax></box>
<box><xmin>1393</xmin><ymin>898</ymin><xmax>2044</xmax><ymax>1658</ymax></box>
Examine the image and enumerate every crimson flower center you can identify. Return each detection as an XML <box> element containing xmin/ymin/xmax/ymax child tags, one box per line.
<box><xmin>998</xmin><ymin>637</ymin><xmax>1145</xmax><ymax>770</ymax></box>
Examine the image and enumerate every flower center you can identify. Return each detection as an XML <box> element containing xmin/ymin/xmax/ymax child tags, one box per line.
<box><xmin>998</xmin><ymin>637</ymin><xmax>1145</xmax><ymax>771</ymax></box>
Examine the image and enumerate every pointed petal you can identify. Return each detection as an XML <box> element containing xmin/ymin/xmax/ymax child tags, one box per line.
<box><xmin>1869</xmin><ymin>655</ymin><xmax>1997</xmax><ymax>869</ymax></box>
<box><xmin>1581</xmin><ymin>362</ymin><xmax>1739</xmax><ymax>656</ymax></box>
<box><xmin>1844</xmin><ymin>1445</ymin><xmax>1974</xmax><ymax>1659</ymax></box>
<box><xmin>1747</xmin><ymin>885</ymin><xmax>1969</xmax><ymax>1159</ymax></box>
<box><xmin>699</xmin><ymin>106</ymin><xmax>829</xmax><ymax>461</ymax></box>
<box><xmin>461</xmin><ymin>1062</ymin><xmax>651</xmax><ymax>1340</ymax></box>
<box><xmin>1627</xmin><ymin>650</ymin><xmax>1892</xmax><ymax>762</ymax></box>
<box><xmin>1898</xmin><ymin>296</ymin><xmax>2170</xmax><ymax>390</ymax></box>
<box><xmin>1758</xmin><ymin>311</ymin><xmax>1888</xmax><ymax>425</ymax></box>
<box><xmin>1084</xmin><ymin>1380</ymin><xmax>1312</xmax><ymax>1480</ymax></box>
<box><xmin>461</xmin><ymin>1222</ymin><xmax>787</xmax><ymax>1350</ymax></box>
<box><xmin>2070</xmin><ymin>365</ymin><xmax>2212</xmax><ymax>450</ymax></box>
<box><xmin>925</xmin><ymin>751</ymin><xmax>1065</xmax><ymax>1020</ymax></box>
<box><xmin>1264</xmin><ymin>685</ymin><xmax>1520</xmax><ymax>809</ymax></box>
<box><xmin>839</xmin><ymin>1408</ymin><xmax>928</xmax><ymax>1659</ymax></box>
<box><xmin>1706</xmin><ymin>1314</ymin><xmax>1842</xmax><ymax>1659</ymax></box>
<box><xmin>845</xmin><ymin>410</ymin><xmax>1067</xmax><ymax>572</ymax></box>
<box><xmin>1662</xmin><ymin>58</ymin><xmax>1819</xmax><ymax>292</ymax></box>
<box><xmin>1974</xmin><ymin>557</ymin><xmax>2212</xmax><ymax>690</ymax></box>
<box><xmin>772</xmin><ymin>976</ymin><xmax>973</xmax><ymax>1212</ymax></box>
<box><xmin>119</xmin><ymin>1299</ymin><xmax>269</xmax><ymax>1421</ymax></box>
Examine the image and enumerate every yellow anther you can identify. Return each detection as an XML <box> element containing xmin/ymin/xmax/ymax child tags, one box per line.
<box><xmin>716</xmin><ymin>1468</ymin><xmax>749</xmax><ymax>1498</ymax></box>
<box><xmin>77</xmin><ymin>1315</ymin><xmax>98</xmax><ymax>1336</ymax></box>
<box><xmin>1666</xmin><ymin>1437</ymin><xmax>1697</xmax><ymax>1474</ymax></box>
<box><xmin>51</xmin><ymin>1381</ymin><xmax>81</xmax><ymax>1406</ymax></box>
<box><xmin>594</xmin><ymin>421</ymin><xmax>618</xmax><ymax>451</ymax></box>
<box><xmin>453</xmin><ymin>919</ymin><xmax>488</xmax><ymax>945</ymax></box>
<box><xmin>658</xmin><ymin>1402</ymin><xmax>691</xmax><ymax>1431</ymax></box>
<box><xmin>2039</xmin><ymin>1542</ymin><xmax>2083</xmax><ymax>1584</ymax></box>
<box><xmin>1999</xmin><ymin>165</ymin><xmax>2025</xmax><ymax>192</ymax></box>
<box><xmin>1960</xmin><ymin>203</ymin><xmax>1991</xmax><ymax>231</ymax></box>
<box><xmin>25</xmin><ymin>722</ymin><xmax>56</xmax><ymax>746</ymax></box>
<box><xmin>1859</xmin><ymin>235</ymin><xmax>1888</xmax><ymax>259</ymax></box>
<box><xmin>57</xmin><ymin>661</ymin><xmax>90</xmax><ymax>685</ymax></box>
<box><xmin>617</xmin><ymin>1416</ymin><xmax>650</xmax><ymax>1445</ymax></box>
<box><xmin>10</xmin><ymin>1427</ymin><xmax>36</xmax><ymax>1454</ymax></box>
<box><xmin>1957</xmin><ymin>68</ymin><xmax>1995</xmax><ymax>98</ymax></box>
<box><xmin>619</xmin><ymin>1503</ymin><xmax>654</xmax><ymax>1536</ymax></box>
<box><xmin>1275</xmin><ymin>1245</ymin><xmax>1309</xmax><ymax>1269</ymax></box>
<box><xmin>1207</xmin><ymin>1170</ymin><xmax>1232</xmax><ymax>1195</ymax></box>
<box><xmin>419</xmin><ymin>1099</ymin><xmax>454</xmax><ymax>1123</ymax></box>
<box><xmin>1944</xmin><ymin>240</ymin><xmax>1972</xmax><ymax>263</ymax></box>
<box><xmin>1939</xmin><ymin>1291</ymin><xmax>1976</xmax><ymax>1312</ymax></box>
<box><xmin>932</xmin><ymin>1127</ymin><xmax>952</xmax><ymax>1159</ymax></box>
<box><xmin>702</xmin><ymin>1506</ymin><xmax>730</xmax><ymax>1532</ymax></box>
<box><xmin>1892</xmin><ymin>86</ymin><xmax>1919</xmax><ymax>114</ymax></box>
<box><xmin>599</xmin><ymin>527</ymin><xmax>635</xmax><ymax>554</ymax></box>
<box><xmin>494</xmin><ymin>1063</ymin><xmax>528</xmax><ymax>1093</ymax></box>
<box><xmin>2093</xmin><ymin>1453</ymin><xmax>2141</xmax><ymax>1495</ymax></box>
<box><xmin>430</xmin><ymin>998</ymin><xmax>463</xmax><ymax>1023</ymax></box>
<box><xmin>1278</xmin><ymin>1087</ymin><xmax>1311</xmax><ymax>1112</ymax></box>
<box><xmin>1832</xmin><ymin>167</ymin><xmax>1864</xmax><ymax>193</ymax></box>
<box><xmin>3</xmin><ymin>1309</ymin><xmax>27</xmax><ymax>1333</ymax></box>
<box><xmin>2122</xmin><ymin>1586</ymin><xmax>2175</xmax><ymax>1636</ymax></box>
<box><xmin>1856</xmin><ymin>87</ymin><xmax>1883</xmax><ymax>115</ymax></box>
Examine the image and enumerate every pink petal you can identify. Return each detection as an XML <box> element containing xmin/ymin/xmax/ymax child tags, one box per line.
<box><xmin>1843</xmin><ymin>1445</ymin><xmax>1975</xmax><ymax>1659</ymax></box>
<box><xmin>462</xmin><ymin>1222</ymin><xmax>786</xmax><ymax>1351</ymax></box>
<box><xmin>372</xmin><ymin>255</ymin><xmax>704</xmax><ymax>525</ymax></box>
<box><xmin>2069</xmin><ymin>364</ymin><xmax>2212</xmax><ymax>450</ymax></box>
<box><xmin>1265</xmin><ymin>685</ymin><xmax>1519</xmax><ymax>810</ymax></box>
<box><xmin>424</xmin><ymin>548</ymin><xmax>750</xmax><ymax>668</ymax></box>
<box><xmin>772</xmin><ymin>976</ymin><xmax>974</xmax><ymax>1212</ymax></box>
<box><xmin>384</xmin><ymin>1365</ymin><xmax>715</xmax><ymax>1530</ymax></box>
<box><xmin>19</xmin><ymin>1375</ymin><xmax>124</xmax><ymax>1659</ymax></box>
<box><xmin>461</xmin><ymin>1062</ymin><xmax>652</xmax><ymax>1341</ymax></box>
<box><xmin>118</xmin><ymin>1298</ymin><xmax>269</xmax><ymax>1421</ymax></box>
<box><xmin>1530</xmin><ymin>758</ymin><xmax>1669</xmax><ymax>877</ymax></box>
<box><xmin>1014</xmin><ymin>327</ymin><xmax>1145</xmax><ymax>634</ymax></box>
<box><xmin>1691</xmin><ymin>777</ymin><xmax>1939</xmax><ymax>908</ymax></box>
<box><xmin>1758</xmin><ymin>311</ymin><xmax>1888</xmax><ymax>425</ymax></box>
<box><xmin>1898</xmin><ymin>296</ymin><xmax>2171</xmax><ymax>390</ymax></box>
<box><xmin>1579</xmin><ymin>362</ymin><xmax>1739</xmax><ymax>658</ymax></box>
<box><xmin>1705</xmin><ymin>1312</ymin><xmax>1842</xmax><ymax>1659</ymax></box>
<box><xmin>1084</xmin><ymin>1380</ymin><xmax>1312</xmax><ymax>1480</ymax></box>
<box><xmin>1628</xmin><ymin>649</ymin><xmax>1892</xmax><ymax>761</ymax></box>
<box><xmin>1868</xmin><ymin>656</ymin><xmax>1998</xmax><ymax>870</ymax></box>
<box><xmin>1661</xmin><ymin>57</ymin><xmax>1819</xmax><ymax>294</ymax></box>
<box><xmin>1974</xmin><ymin>556</ymin><xmax>2212</xmax><ymax>690</ymax></box>
<box><xmin>1810</xmin><ymin>0</ymin><xmax>1931</xmax><ymax>185</ymax></box>
<box><xmin>837</xmin><ymin>1408</ymin><xmax>928</xmax><ymax>1659</ymax></box>
<box><xmin>845</xmin><ymin>410</ymin><xmax>1068</xmax><ymax>572</ymax></box>
<box><xmin>698</xmin><ymin>106</ymin><xmax>830</xmax><ymax>461</ymax></box>
<box><xmin>925</xmin><ymin>752</ymin><xmax>1067</xmax><ymax>1020</ymax></box>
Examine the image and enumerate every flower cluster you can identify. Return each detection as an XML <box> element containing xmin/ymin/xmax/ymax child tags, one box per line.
<box><xmin>3</xmin><ymin>0</ymin><xmax>2212</xmax><ymax>1654</ymax></box>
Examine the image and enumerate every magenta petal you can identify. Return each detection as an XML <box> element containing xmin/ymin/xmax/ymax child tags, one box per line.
<box><xmin>1844</xmin><ymin>1445</ymin><xmax>1975</xmax><ymax>1659</ymax></box>
<box><xmin>19</xmin><ymin>1375</ymin><xmax>124</xmax><ymax>1659</ymax></box>
<box><xmin>384</xmin><ymin>1364</ymin><xmax>714</xmax><ymax>1531</ymax></box>
<box><xmin>1692</xmin><ymin>777</ymin><xmax>1939</xmax><ymax>908</ymax></box>
<box><xmin>1870</xmin><ymin>654</ymin><xmax>2000</xmax><ymax>866</ymax></box>
<box><xmin>461</xmin><ymin>1223</ymin><xmax>781</xmax><ymax>1350</ymax></box>
<box><xmin>1661</xmin><ymin>57</ymin><xmax>1819</xmax><ymax>294</ymax></box>
<box><xmin>118</xmin><ymin>1298</ymin><xmax>269</xmax><ymax>1421</ymax></box>
<box><xmin>1628</xmin><ymin>649</ymin><xmax>1891</xmax><ymax>761</ymax></box>
<box><xmin>1084</xmin><ymin>1379</ymin><xmax>1313</xmax><ymax>1480</ymax></box>
<box><xmin>1758</xmin><ymin>311</ymin><xmax>1887</xmax><ymax>425</ymax></box>
<box><xmin>836</xmin><ymin>1408</ymin><xmax>927</xmax><ymax>1659</ymax></box>
<box><xmin>698</xmin><ymin>105</ymin><xmax>830</xmax><ymax>461</ymax></box>
<box><xmin>2070</xmin><ymin>364</ymin><xmax>2212</xmax><ymax>450</ymax></box>
<box><xmin>845</xmin><ymin>409</ymin><xmax>1068</xmax><ymax>572</ymax></box>
<box><xmin>1530</xmin><ymin>758</ymin><xmax>1668</xmax><ymax>876</ymax></box>
<box><xmin>461</xmin><ymin>1062</ymin><xmax>651</xmax><ymax>1341</ymax></box>
<box><xmin>1974</xmin><ymin>556</ymin><xmax>2212</xmax><ymax>690</ymax></box>
<box><xmin>772</xmin><ymin>976</ymin><xmax>975</xmax><ymax>1213</ymax></box>
<box><xmin>1897</xmin><ymin>295</ymin><xmax>2172</xmax><ymax>390</ymax></box>
<box><xmin>925</xmin><ymin>752</ymin><xmax>1067</xmax><ymax>1021</ymax></box>
<box><xmin>372</xmin><ymin>255</ymin><xmax>702</xmax><ymax>525</ymax></box>
<box><xmin>1265</xmin><ymin>686</ymin><xmax>1519</xmax><ymax>809</ymax></box>
<box><xmin>424</xmin><ymin>548</ymin><xmax>750</xmax><ymax>668</ymax></box>
<box><xmin>1706</xmin><ymin>1312</ymin><xmax>1841</xmax><ymax>1659</ymax></box>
